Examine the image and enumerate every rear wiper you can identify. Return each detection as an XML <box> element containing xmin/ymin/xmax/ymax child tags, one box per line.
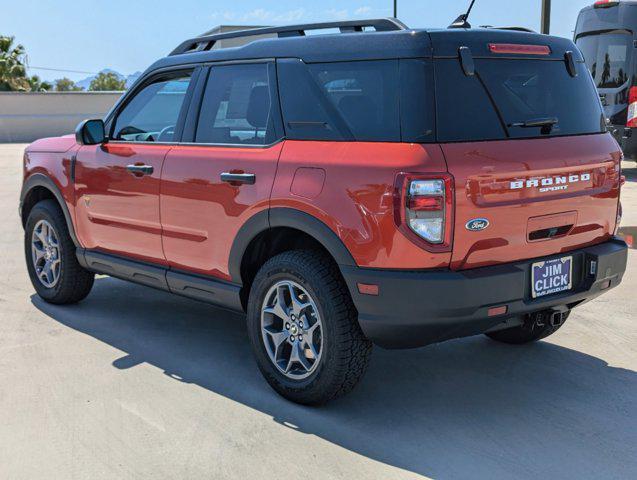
<box><xmin>509</xmin><ymin>117</ymin><xmax>558</xmax><ymax>128</ymax></box>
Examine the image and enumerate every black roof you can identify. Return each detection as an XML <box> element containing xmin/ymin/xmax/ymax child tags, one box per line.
<box><xmin>143</xmin><ymin>19</ymin><xmax>582</xmax><ymax>76</ymax></box>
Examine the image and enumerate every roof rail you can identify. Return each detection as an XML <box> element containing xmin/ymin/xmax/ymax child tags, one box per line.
<box><xmin>169</xmin><ymin>18</ymin><xmax>409</xmax><ymax>56</ymax></box>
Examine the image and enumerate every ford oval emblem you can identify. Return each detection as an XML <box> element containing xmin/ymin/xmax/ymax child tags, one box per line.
<box><xmin>465</xmin><ymin>218</ymin><xmax>490</xmax><ymax>232</ymax></box>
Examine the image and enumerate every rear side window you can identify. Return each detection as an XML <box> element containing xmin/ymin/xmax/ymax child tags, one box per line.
<box><xmin>435</xmin><ymin>58</ymin><xmax>605</xmax><ymax>142</ymax></box>
<box><xmin>307</xmin><ymin>60</ymin><xmax>400</xmax><ymax>142</ymax></box>
<box><xmin>279</xmin><ymin>59</ymin><xmax>401</xmax><ymax>142</ymax></box>
<box><xmin>277</xmin><ymin>59</ymin><xmax>345</xmax><ymax>141</ymax></box>
<box><xmin>278</xmin><ymin>59</ymin><xmax>435</xmax><ymax>143</ymax></box>
<box><xmin>576</xmin><ymin>31</ymin><xmax>632</xmax><ymax>88</ymax></box>
<box><xmin>399</xmin><ymin>59</ymin><xmax>436</xmax><ymax>143</ymax></box>
<box><xmin>196</xmin><ymin>63</ymin><xmax>275</xmax><ymax>145</ymax></box>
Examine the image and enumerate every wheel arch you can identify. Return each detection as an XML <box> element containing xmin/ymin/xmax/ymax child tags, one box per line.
<box><xmin>229</xmin><ymin>208</ymin><xmax>357</xmax><ymax>308</ymax></box>
<box><xmin>20</xmin><ymin>174</ymin><xmax>79</xmax><ymax>247</ymax></box>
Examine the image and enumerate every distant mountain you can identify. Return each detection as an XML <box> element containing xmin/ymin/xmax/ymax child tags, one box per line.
<box><xmin>75</xmin><ymin>69</ymin><xmax>142</xmax><ymax>91</ymax></box>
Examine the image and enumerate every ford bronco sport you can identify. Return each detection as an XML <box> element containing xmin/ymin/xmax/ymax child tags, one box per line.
<box><xmin>20</xmin><ymin>19</ymin><xmax>628</xmax><ymax>404</ymax></box>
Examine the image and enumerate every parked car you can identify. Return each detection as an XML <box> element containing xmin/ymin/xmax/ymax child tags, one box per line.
<box><xmin>575</xmin><ymin>0</ymin><xmax>637</xmax><ymax>161</ymax></box>
<box><xmin>20</xmin><ymin>19</ymin><xmax>628</xmax><ymax>404</ymax></box>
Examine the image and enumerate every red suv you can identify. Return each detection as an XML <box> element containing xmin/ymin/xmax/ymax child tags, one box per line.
<box><xmin>20</xmin><ymin>19</ymin><xmax>628</xmax><ymax>404</ymax></box>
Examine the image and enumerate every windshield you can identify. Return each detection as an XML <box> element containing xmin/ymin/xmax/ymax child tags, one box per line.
<box><xmin>576</xmin><ymin>31</ymin><xmax>632</xmax><ymax>89</ymax></box>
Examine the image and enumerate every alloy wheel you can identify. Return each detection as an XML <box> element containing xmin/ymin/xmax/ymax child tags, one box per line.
<box><xmin>260</xmin><ymin>280</ymin><xmax>323</xmax><ymax>380</ymax></box>
<box><xmin>31</xmin><ymin>219</ymin><xmax>61</xmax><ymax>288</ymax></box>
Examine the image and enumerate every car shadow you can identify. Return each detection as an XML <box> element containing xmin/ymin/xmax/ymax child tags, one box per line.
<box><xmin>32</xmin><ymin>277</ymin><xmax>637</xmax><ymax>479</ymax></box>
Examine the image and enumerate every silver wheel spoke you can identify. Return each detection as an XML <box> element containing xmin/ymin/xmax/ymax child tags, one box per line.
<box><xmin>285</xmin><ymin>341</ymin><xmax>302</xmax><ymax>373</ymax></box>
<box><xmin>263</xmin><ymin>294</ymin><xmax>287</xmax><ymax>321</ymax></box>
<box><xmin>266</xmin><ymin>329</ymin><xmax>288</xmax><ymax>359</ymax></box>
<box><xmin>289</xmin><ymin>288</ymin><xmax>311</xmax><ymax>318</ymax></box>
<box><xmin>296</xmin><ymin>342</ymin><xmax>313</xmax><ymax>372</ymax></box>
<box><xmin>305</xmin><ymin>320</ymin><xmax>319</xmax><ymax>339</ymax></box>
<box><xmin>51</xmin><ymin>259</ymin><xmax>61</xmax><ymax>277</ymax></box>
<box><xmin>40</xmin><ymin>263</ymin><xmax>52</xmax><ymax>283</ymax></box>
<box><xmin>33</xmin><ymin>244</ymin><xmax>46</xmax><ymax>262</ymax></box>
<box><xmin>304</xmin><ymin>338</ymin><xmax>319</xmax><ymax>360</ymax></box>
<box><xmin>35</xmin><ymin>227</ymin><xmax>47</xmax><ymax>246</ymax></box>
<box><xmin>278</xmin><ymin>283</ymin><xmax>292</xmax><ymax>316</ymax></box>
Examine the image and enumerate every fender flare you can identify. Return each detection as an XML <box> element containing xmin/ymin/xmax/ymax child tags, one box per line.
<box><xmin>228</xmin><ymin>207</ymin><xmax>356</xmax><ymax>284</ymax></box>
<box><xmin>20</xmin><ymin>173</ymin><xmax>80</xmax><ymax>247</ymax></box>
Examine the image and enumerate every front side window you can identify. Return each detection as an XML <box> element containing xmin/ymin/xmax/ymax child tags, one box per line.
<box><xmin>113</xmin><ymin>72</ymin><xmax>192</xmax><ymax>142</ymax></box>
<box><xmin>195</xmin><ymin>63</ymin><xmax>275</xmax><ymax>145</ymax></box>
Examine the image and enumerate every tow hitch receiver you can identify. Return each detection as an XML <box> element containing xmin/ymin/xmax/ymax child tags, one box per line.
<box><xmin>532</xmin><ymin>310</ymin><xmax>568</xmax><ymax>328</ymax></box>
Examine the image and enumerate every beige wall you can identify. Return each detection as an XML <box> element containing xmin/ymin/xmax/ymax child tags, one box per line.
<box><xmin>0</xmin><ymin>92</ymin><xmax>122</xmax><ymax>143</ymax></box>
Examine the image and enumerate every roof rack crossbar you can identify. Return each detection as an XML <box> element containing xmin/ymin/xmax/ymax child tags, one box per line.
<box><xmin>169</xmin><ymin>18</ymin><xmax>408</xmax><ymax>56</ymax></box>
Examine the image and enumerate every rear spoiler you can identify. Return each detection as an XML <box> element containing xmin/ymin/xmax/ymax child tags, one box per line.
<box><xmin>429</xmin><ymin>29</ymin><xmax>584</xmax><ymax>62</ymax></box>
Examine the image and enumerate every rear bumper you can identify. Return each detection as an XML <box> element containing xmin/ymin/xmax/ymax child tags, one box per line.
<box><xmin>341</xmin><ymin>238</ymin><xmax>628</xmax><ymax>349</ymax></box>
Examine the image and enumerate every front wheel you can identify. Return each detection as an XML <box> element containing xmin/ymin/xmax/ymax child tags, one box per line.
<box><xmin>24</xmin><ymin>200</ymin><xmax>94</xmax><ymax>304</ymax></box>
<box><xmin>246</xmin><ymin>250</ymin><xmax>372</xmax><ymax>405</ymax></box>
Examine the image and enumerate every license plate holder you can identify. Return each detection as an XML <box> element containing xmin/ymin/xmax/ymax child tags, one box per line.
<box><xmin>531</xmin><ymin>256</ymin><xmax>573</xmax><ymax>299</ymax></box>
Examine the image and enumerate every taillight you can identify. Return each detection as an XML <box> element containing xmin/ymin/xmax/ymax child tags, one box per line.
<box><xmin>615</xmin><ymin>201</ymin><xmax>623</xmax><ymax>235</ymax></box>
<box><xmin>627</xmin><ymin>87</ymin><xmax>637</xmax><ymax>127</ymax></box>
<box><xmin>394</xmin><ymin>174</ymin><xmax>454</xmax><ymax>252</ymax></box>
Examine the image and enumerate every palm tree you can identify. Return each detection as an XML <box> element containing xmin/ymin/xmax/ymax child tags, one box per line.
<box><xmin>27</xmin><ymin>74</ymin><xmax>52</xmax><ymax>92</ymax></box>
<box><xmin>0</xmin><ymin>36</ymin><xmax>30</xmax><ymax>91</ymax></box>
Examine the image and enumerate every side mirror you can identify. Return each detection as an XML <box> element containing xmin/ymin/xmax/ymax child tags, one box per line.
<box><xmin>75</xmin><ymin>119</ymin><xmax>106</xmax><ymax>145</ymax></box>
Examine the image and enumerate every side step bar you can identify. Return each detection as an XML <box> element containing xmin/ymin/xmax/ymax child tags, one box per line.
<box><xmin>77</xmin><ymin>249</ymin><xmax>244</xmax><ymax>312</ymax></box>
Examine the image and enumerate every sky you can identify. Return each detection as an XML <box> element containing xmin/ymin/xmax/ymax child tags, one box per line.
<box><xmin>1</xmin><ymin>0</ymin><xmax>595</xmax><ymax>82</ymax></box>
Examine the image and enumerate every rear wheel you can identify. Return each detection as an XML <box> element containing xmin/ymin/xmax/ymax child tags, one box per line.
<box><xmin>246</xmin><ymin>250</ymin><xmax>372</xmax><ymax>405</ymax></box>
<box><xmin>486</xmin><ymin>311</ymin><xmax>570</xmax><ymax>344</ymax></box>
<box><xmin>25</xmin><ymin>200</ymin><xmax>94</xmax><ymax>304</ymax></box>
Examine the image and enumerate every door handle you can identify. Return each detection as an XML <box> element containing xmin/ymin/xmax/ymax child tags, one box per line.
<box><xmin>126</xmin><ymin>164</ymin><xmax>154</xmax><ymax>176</ymax></box>
<box><xmin>220</xmin><ymin>172</ymin><xmax>256</xmax><ymax>185</ymax></box>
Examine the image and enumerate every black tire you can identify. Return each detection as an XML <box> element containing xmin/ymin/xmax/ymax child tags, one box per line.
<box><xmin>247</xmin><ymin>250</ymin><xmax>372</xmax><ymax>405</ymax></box>
<box><xmin>24</xmin><ymin>200</ymin><xmax>94</xmax><ymax>304</ymax></box>
<box><xmin>485</xmin><ymin>311</ymin><xmax>570</xmax><ymax>344</ymax></box>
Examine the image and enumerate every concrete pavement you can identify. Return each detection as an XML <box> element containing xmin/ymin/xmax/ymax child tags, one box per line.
<box><xmin>0</xmin><ymin>143</ymin><xmax>635</xmax><ymax>480</ymax></box>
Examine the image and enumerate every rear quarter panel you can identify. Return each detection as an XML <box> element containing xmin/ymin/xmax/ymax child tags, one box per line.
<box><xmin>271</xmin><ymin>140</ymin><xmax>451</xmax><ymax>269</ymax></box>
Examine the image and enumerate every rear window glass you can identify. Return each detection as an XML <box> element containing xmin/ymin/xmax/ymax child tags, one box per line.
<box><xmin>434</xmin><ymin>59</ymin><xmax>506</xmax><ymax>142</ymax></box>
<box><xmin>435</xmin><ymin>58</ymin><xmax>604</xmax><ymax>142</ymax></box>
<box><xmin>576</xmin><ymin>31</ymin><xmax>632</xmax><ymax>88</ymax></box>
<box><xmin>477</xmin><ymin>59</ymin><xmax>605</xmax><ymax>139</ymax></box>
